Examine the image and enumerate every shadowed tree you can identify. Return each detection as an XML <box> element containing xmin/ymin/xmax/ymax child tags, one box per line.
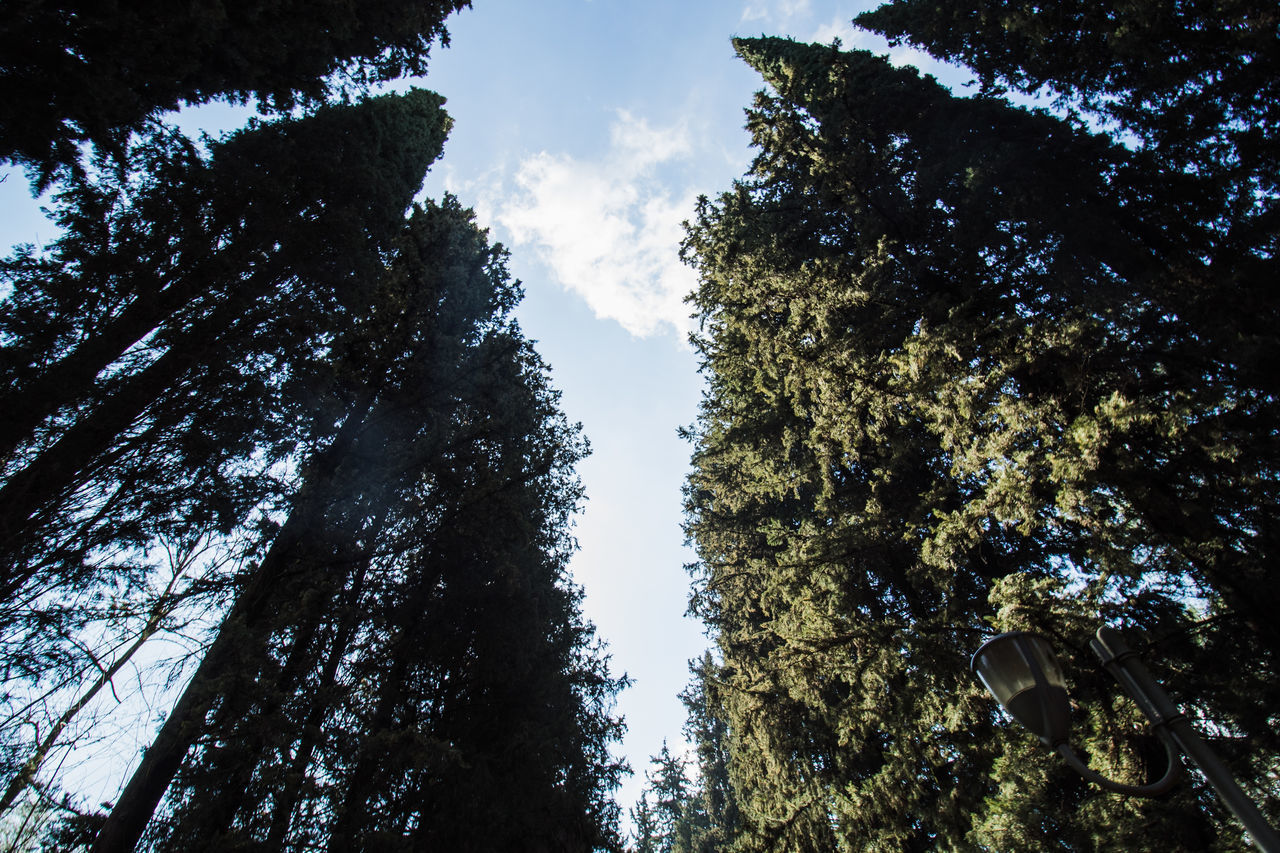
<box><xmin>0</xmin><ymin>0</ymin><xmax>470</xmax><ymax>179</ymax></box>
<box><xmin>0</xmin><ymin>89</ymin><xmax>451</xmax><ymax>638</ymax></box>
<box><xmin>92</xmin><ymin>199</ymin><xmax>627</xmax><ymax>852</ymax></box>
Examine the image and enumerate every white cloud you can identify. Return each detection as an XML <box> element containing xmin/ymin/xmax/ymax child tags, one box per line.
<box><xmin>741</xmin><ymin>0</ymin><xmax>812</xmax><ymax>25</ymax></box>
<box><xmin>492</xmin><ymin>111</ymin><xmax>699</xmax><ymax>339</ymax></box>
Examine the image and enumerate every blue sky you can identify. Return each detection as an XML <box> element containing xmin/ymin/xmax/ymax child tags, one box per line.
<box><xmin>0</xmin><ymin>0</ymin><xmax>970</xmax><ymax>827</ymax></box>
<box><xmin>415</xmin><ymin>0</ymin><xmax>968</xmax><ymax>818</ymax></box>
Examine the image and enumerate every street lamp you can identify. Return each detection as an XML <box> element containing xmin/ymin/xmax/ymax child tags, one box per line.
<box><xmin>972</xmin><ymin>626</ymin><xmax>1280</xmax><ymax>852</ymax></box>
<box><xmin>971</xmin><ymin>631</ymin><xmax>1071</xmax><ymax>746</ymax></box>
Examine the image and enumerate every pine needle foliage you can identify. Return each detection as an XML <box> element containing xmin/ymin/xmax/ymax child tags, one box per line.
<box><xmin>679</xmin><ymin>25</ymin><xmax>1279</xmax><ymax>852</ymax></box>
<box><xmin>0</xmin><ymin>0</ymin><xmax>471</xmax><ymax>179</ymax></box>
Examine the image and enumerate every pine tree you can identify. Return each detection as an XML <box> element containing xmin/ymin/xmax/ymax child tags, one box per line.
<box><xmin>680</xmin><ymin>33</ymin><xmax>1279</xmax><ymax>851</ymax></box>
<box><xmin>630</xmin><ymin>744</ymin><xmax>697</xmax><ymax>853</ymax></box>
<box><xmin>630</xmin><ymin>704</ymin><xmax>741</xmax><ymax>853</ymax></box>
<box><xmin>0</xmin><ymin>89</ymin><xmax>449</xmax><ymax>631</ymax></box>
<box><xmin>0</xmin><ymin>0</ymin><xmax>470</xmax><ymax>178</ymax></box>
<box><xmin>93</xmin><ymin>199</ymin><xmax>627</xmax><ymax>852</ymax></box>
<box><xmin>0</xmin><ymin>89</ymin><xmax>452</xmax><ymax>846</ymax></box>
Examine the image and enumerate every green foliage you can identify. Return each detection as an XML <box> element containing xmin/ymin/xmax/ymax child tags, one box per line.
<box><xmin>0</xmin><ymin>91</ymin><xmax>451</xmax><ymax>728</ymax></box>
<box><xmin>679</xmin><ymin>28</ymin><xmax>1279</xmax><ymax>853</ymax></box>
<box><xmin>0</xmin><ymin>0</ymin><xmax>470</xmax><ymax>179</ymax></box>
<box><xmin>101</xmin><ymin>199</ymin><xmax>628</xmax><ymax>852</ymax></box>
<box><xmin>629</xmin><ymin>661</ymin><xmax>744</xmax><ymax>853</ymax></box>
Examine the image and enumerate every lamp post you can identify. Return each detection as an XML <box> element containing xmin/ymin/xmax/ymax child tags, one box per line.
<box><xmin>972</xmin><ymin>626</ymin><xmax>1280</xmax><ymax>852</ymax></box>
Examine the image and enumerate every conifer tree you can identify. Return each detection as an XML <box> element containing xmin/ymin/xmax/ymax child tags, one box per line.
<box><xmin>0</xmin><ymin>89</ymin><xmax>452</xmax><ymax>846</ymax></box>
<box><xmin>680</xmin><ymin>33</ymin><xmax>1279</xmax><ymax>851</ymax></box>
<box><xmin>0</xmin><ymin>89</ymin><xmax>449</xmax><ymax>628</ymax></box>
<box><xmin>630</xmin><ymin>675</ymin><xmax>742</xmax><ymax>853</ymax></box>
<box><xmin>0</xmin><ymin>0</ymin><xmax>470</xmax><ymax>177</ymax></box>
<box><xmin>92</xmin><ymin>199</ymin><xmax>626</xmax><ymax>852</ymax></box>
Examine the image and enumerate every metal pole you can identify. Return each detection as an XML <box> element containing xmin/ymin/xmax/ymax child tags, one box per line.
<box><xmin>1091</xmin><ymin>626</ymin><xmax>1280</xmax><ymax>853</ymax></box>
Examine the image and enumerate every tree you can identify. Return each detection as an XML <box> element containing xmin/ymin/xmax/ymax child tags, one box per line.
<box><xmin>0</xmin><ymin>87</ymin><xmax>451</xmax><ymax>459</ymax></box>
<box><xmin>856</xmin><ymin>0</ymin><xmax>1280</xmax><ymax>202</ymax></box>
<box><xmin>0</xmin><ymin>89</ymin><xmax>450</xmax><ymax>644</ymax></box>
<box><xmin>92</xmin><ymin>199</ymin><xmax>627</xmax><ymax>852</ymax></box>
<box><xmin>0</xmin><ymin>88</ymin><xmax>454</xmax><ymax>849</ymax></box>
<box><xmin>679</xmin><ymin>33</ymin><xmax>1279</xmax><ymax>851</ymax></box>
<box><xmin>852</xmin><ymin>0</ymin><xmax>1280</xmax><ymax>660</ymax></box>
<box><xmin>0</xmin><ymin>0</ymin><xmax>470</xmax><ymax>179</ymax></box>
<box><xmin>629</xmin><ymin>705</ymin><xmax>740</xmax><ymax>853</ymax></box>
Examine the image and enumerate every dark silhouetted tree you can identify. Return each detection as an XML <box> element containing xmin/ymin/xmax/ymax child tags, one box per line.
<box><xmin>92</xmin><ymin>199</ymin><xmax>627</xmax><ymax>852</ymax></box>
<box><xmin>0</xmin><ymin>0</ymin><xmax>470</xmax><ymax>179</ymax></box>
<box><xmin>0</xmin><ymin>89</ymin><xmax>451</xmax><ymax>847</ymax></box>
<box><xmin>0</xmin><ymin>89</ymin><xmax>450</xmax><ymax>635</ymax></box>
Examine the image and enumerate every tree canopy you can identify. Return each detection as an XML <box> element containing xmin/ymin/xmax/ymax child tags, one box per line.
<box><xmin>677</xmin><ymin>15</ymin><xmax>1279</xmax><ymax>851</ymax></box>
<box><xmin>1</xmin><ymin>4</ymin><xmax>631</xmax><ymax>847</ymax></box>
<box><xmin>0</xmin><ymin>0</ymin><xmax>470</xmax><ymax>177</ymax></box>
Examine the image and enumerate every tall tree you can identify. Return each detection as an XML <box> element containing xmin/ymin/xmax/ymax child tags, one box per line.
<box><xmin>853</xmin><ymin>0</ymin><xmax>1280</xmax><ymax>658</ymax></box>
<box><xmin>0</xmin><ymin>0</ymin><xmax>470</xmax><ymax>178</ymax></box>
<box><xmin>0</xmin><ymin>89</ymin><xmax>450</xmax><ymax>626</ymax></box>
<box><xmin>92</xmin><ymin>199</ymin><xmax>627</xmax><ymax>852</ymax></box>
<box><xmin>0</xmin><ymin>89</ymin><xmax>452</xmax><ymax>847</ymax></box>
<box><xmin>0</xmin><ymin>87</ymin><xmax>450</xmax><ymax>458</ymax></box>
<box><xmin>680</xmin><ymin>34</ymin><xmax>1279</xmax><ymax>851</ymax></box>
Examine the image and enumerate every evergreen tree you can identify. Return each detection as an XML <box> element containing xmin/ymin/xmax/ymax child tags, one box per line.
<box><xmin>631</xmin><ymin>793</ymin><xmax>662</xmax><ymax>853</ymax></box>
<box><xmin>650</xmin><ymin>744</ymin><xmax>695</xmax><ymax>852</ymax></box>
<box><xmin>852</xmin><ymin>0</ymin><xmax>1280</xmax><ymax>659</ymax></box>
<box><xmin>0</xmin><ymin>88</ymin><xmax>451</xmax><ymax>846</ymax></box>
<box><xmin>0</xmin><ymin>0</ymin><xmax>470</xmax><ymax>178</ymax></box>
<box><xmin>0</xmin><ymin>89</ymin><xmax>449</xmax><ymax>634</ymax></box>
<box><xmin>630</xmin><ymin>709</ymin><xmax>740</xmax><ymax>853</ymax></box>
<box><xmin>680</xmin><ymin>33</ymin><xmax>1279</xmax><ymax>852</ymax></box>
<box><xmin>92</xmin><ymin>199</ymin><xmax>627</xmax><ymax>851</ymax></box>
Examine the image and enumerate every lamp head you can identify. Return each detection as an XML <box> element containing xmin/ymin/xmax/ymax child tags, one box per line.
<box><xmin>972</xmin><ymin>631</ymin><xmax>1071</xmax><ymax>745</ymax></box>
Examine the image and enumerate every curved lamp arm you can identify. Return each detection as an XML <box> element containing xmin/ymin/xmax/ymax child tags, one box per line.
<box><xmin>1055</xmin><ymin>734</ymin><xmax>1181</xmax><ymax>797</ymax></box>
<box><xmin>973</xmin><ymin>627</ymin><xmax>1280</xmax><ymax>850</ymax></box>
<box><xmin>1090</xmin><ymin>627</ymin><xmax>1280</xmax><ymax>852</ymax></box>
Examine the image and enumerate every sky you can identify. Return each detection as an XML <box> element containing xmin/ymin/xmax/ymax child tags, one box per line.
<box><xmin>0</xmin><ymin>0</ymin><xmax>969</xmax><ymax>831</ymax></box>
<box><xmin>411</xmin><ymin>0</ymin><xmax>967</xmax><ymax>820</ymax></box>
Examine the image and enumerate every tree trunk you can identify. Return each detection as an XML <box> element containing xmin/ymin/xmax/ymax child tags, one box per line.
<box><xmin>0</xmin><ymin>281</ymin><xmax>272</xmax><ymax>590</ymax></box>
<box><xmin>89</xmin><ymin>399</ymin><xmax>372</xmax><ymax>852</ymax></box>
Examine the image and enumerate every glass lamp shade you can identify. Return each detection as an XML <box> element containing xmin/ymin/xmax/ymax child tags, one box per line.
<box><xmin>972</xmin><ymin>631</ymin><xmax>1071</xmax><ymax>745</ymax></box>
